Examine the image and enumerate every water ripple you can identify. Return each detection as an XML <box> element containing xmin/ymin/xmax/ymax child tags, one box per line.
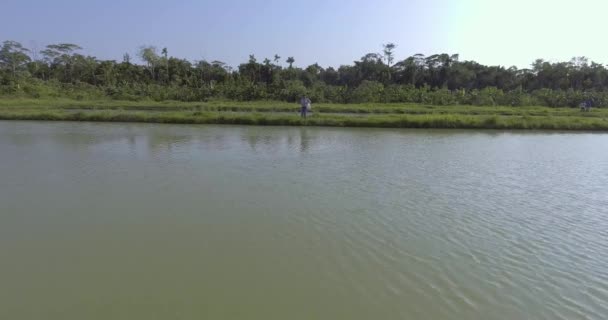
<box><xmin>1</xmin><ymin>123</ymin><xmax>608</xmax><ymax>319</ymax></box>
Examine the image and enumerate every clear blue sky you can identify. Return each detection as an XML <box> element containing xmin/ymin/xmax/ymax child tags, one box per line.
<box><xmin>3</xmin><ymin>0</ymin><xmax>607</xmax><ymax>68</ymax></box>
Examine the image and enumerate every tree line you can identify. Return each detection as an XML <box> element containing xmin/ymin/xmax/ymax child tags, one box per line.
<box><xmin>1</xmin><ymin>40</ymin><xmax>608</xmax><ymax>107</ymax></box>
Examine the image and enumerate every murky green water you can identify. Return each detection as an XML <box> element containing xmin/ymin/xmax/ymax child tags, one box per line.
<box><xmin>1</xmin><ymin>121</ymin><xmax>607</xmax><ymax>320</ymax></box>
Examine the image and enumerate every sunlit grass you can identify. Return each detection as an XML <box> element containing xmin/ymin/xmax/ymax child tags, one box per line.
<box><xmin>1</xmin><ymin>97</ymin><xmax>606</xmax><ymax>118</ymax></box>
<box><xmin>1</xmin><ymin>104</ymin><xmax>607</xmax><ymax>131</ymax></box>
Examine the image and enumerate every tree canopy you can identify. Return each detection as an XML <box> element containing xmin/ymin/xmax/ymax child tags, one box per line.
<box><xmin>1</xmin><ymin>40</ymin><xmax>608</xmax><ymax>107</ymax></box>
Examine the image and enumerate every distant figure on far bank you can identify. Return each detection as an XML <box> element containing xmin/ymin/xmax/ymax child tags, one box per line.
<box><xmin>300</xmin><ymin>95</ymin><xmax>311</xmax><ymax>118</ymax></box>
<box><xmin>580</xmin><ymin>99</ymin><xmax>592</xmax><ymax>112</ymax></box>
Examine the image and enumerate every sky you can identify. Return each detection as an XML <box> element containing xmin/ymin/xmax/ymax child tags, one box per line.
<box><xmin>2</xmin><ymin>0</ymin><xmax>607</xmax><ymax>69</ymax></box>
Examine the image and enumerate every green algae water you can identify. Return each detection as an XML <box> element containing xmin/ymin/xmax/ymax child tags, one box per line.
<box><xmin>1</xmin><ymin>121</ymin><xmax>607</xmax><ymax>320</ymax></box>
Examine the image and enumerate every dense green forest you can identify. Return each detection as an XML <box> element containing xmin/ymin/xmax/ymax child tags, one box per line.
<box><xmin>1</xmin><ymin>40</ymin><xmax>607</xmax><ymax>107</ymax></box>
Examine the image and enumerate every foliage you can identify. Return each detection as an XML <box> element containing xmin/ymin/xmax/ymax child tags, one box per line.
<box><xmin>1</xmin><ymin>40</ymin><xmax>608</xmax><ymax>107</ymax></box>
<box><xmin>2</xmin><ymin>101</ymin><xmax>608</xmax><ymax>131</ymax></box>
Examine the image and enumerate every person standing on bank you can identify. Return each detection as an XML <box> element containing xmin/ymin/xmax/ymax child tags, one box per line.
<box><xmin>300</xmin><ymin>95</ymin><xmax>311</xmax><ymax>118</ymax></box>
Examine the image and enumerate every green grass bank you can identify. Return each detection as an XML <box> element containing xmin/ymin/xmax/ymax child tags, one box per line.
<box><xmin>1</xmin><ymin>98</ymin><xmax>607</xmax><ymax>131</ymax></box>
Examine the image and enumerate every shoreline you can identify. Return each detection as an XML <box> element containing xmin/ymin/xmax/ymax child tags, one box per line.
<box><xmin>1</xmin><ymin>99</ymin><xmax>607</xmax><ymax>131</ymax></box>
<box><xmin>1</xmin><ymin>110</ymin><xmax>607</xmax><ymax>131</ymax></box>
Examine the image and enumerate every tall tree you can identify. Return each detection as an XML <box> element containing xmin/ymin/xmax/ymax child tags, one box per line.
<box><xmin>383</xmin><ymin>43</ymin><xmax>396</xmax><ymax>67</ymax></box>
<box><xmin>0</xmin><ymin>40</ymin><xmax>31</xmax><ymax>78</ymax></box>
<box><xmin>286</xmin><ymin>57</ymin><xmax>295</xmax><ymax>69</ymax></box>
<box><xmin>138</xmin><ymin>46</ymin><xmax>160</xmax><ymax>80</ymax></box>
<box><xmin>162</xmin><ymin>47</ymin><xmax>169</xmax><ymax>82</ymax></box>
<box><xmin>40</xmin><ymin>43</ymin><xmax>82</xmax><ymax>82</ymax></box>
<box><xmin>28</xmin><ymin>41</ymin><xmax>41</xmax><ymax>75</ymax></box>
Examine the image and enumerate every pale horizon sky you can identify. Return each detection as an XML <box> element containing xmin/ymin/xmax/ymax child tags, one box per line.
<box><xmin>2</xmin><ymin>0</ymin><xmax>607</xmax><ymax>69</ymax></box>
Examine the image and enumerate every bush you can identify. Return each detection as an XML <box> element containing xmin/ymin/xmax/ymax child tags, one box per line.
<box><xmin>348</xmin><ymin>80</ymin><xmax>384</xmax><ymax>103</ymax></box>
<box><xmin>429</xmin><ymin>88</ymin><xmax>458</xmax><ymax>105</ymax></box>
<box><xmin>277</xmin><ymin>80</ymin><xmax>307</xmax><ymax>102</ymax></box>
<box><xmin>2</xmin><ymin>76</ymin><xmax>608</xmax><ymax>107</ymax></box>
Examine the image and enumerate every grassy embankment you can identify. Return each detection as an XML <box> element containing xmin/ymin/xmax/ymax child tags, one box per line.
<box><xmin>1</xmin><ymin>98</ymin><xmax>607</xmax><ymax>130</ymax></box>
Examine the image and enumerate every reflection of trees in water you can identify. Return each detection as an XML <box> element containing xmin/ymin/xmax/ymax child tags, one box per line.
<box><xmin>245</xmin><ymin>133</ymin><xmax>278</xmax><ymax>153</ymax></box>
<box><xmin>147</xmin><ymin>134</ymin><xmax>227</xmax><ymax>156</ymax></box>
<box><xmin>4</xmin><ymin>123</ymin><xmax>327</xmax><ymax>159</ymax></box>
<box><xmin>147</xmin><ymin>132</ymin><xmax>176</xmax><ymax>153</ymax></box>
<box><xmin>242</xmin><ymin>128</ymin><xmax>283</xmax><ymax>153</ymax></box>
<box><xmin>127</xmin><ymin>135</ymin><xmax>136</xmax><ymax>149</ymax></box>
<box><xmin>5</xmin><ymin>132</ymin><xmax>38</xmax><ymax>146</ymax></box>
<box><xmin>5</xmin><ymin>129</ymin><xmax>133</xmax><ymax>151</ymax></box>
<box><xmin>143</xmin><ymin>129</ymin><xmax>166</xmax><ymax>152</ymax></box>
<box><xmin>144</xmin><ymin>127</ymin><xmax>219</xmax><ymax>154</ymax></box>
<box><xmin>244</xmin><ymin>131</ymin><xmax>260</xmax><ymax>151</ymax></box>
<box><xmin>240</xmin><ymin>127</ymin><xmax>316</xmax><ymax>154</ymax></box>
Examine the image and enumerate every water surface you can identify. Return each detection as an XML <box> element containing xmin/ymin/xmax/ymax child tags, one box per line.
<box><xmin>1</xmin><ymin>121</ymin><xmax>607</xmax><ymax>320</ymax></box>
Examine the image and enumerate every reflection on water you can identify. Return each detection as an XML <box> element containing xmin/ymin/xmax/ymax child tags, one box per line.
<box><xmin>241</xmin><ymin>126</ymin><xmax>314</xmax><ymax>153</ymax></box>
<box><xmin>1</xmin><ymin>121</ymin><xmax>608</xmax><ymax>320</ymax></box>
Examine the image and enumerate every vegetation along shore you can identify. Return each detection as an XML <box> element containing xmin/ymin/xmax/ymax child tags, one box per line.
<box><xmin>1</xmin><ymin>99</ymin><xmax>607</xmax><ymax>130</ymax></box>
<box><xmin>1</xmin><ymin>40</ymin><xmax>608</xmax><ymax>129</ymax></box>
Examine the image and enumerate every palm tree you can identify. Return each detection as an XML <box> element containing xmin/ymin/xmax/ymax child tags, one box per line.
<box><xmin>286</xmin><ymin>57</ymin><xmax>295</xmax><ymax>69</ymax></box>
<box><xmin>162</xmin><ymin>47</ymin><xmax>169</xmax><ymax>83</ymax></box>
<box><xmin>383</xmin><ymin>43</ymin><xmax>396</xmax><ymax>67</ymax></box>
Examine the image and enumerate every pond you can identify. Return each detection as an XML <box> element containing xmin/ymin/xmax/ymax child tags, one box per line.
<box><xmin>1</xmin><ymin>121</ymin><xmax>607</xmax><ymax>319</ymax></box>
